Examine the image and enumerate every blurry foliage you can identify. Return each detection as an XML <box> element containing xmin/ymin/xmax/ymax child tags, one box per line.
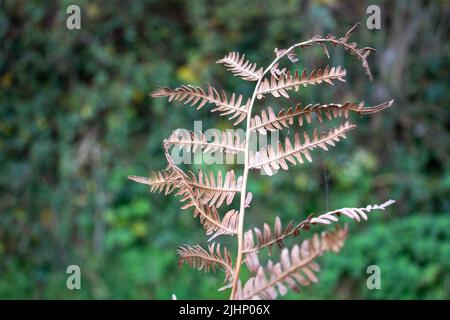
<box><xmin>0</xmin><ymin>0</ymin><xmax>448</xmax><ymax>299</ymax></box>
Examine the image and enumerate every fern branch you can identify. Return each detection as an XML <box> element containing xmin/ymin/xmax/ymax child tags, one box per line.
<box><xmin>250</xmin><ymin>100</ymin><xmax>394</xmax><ymax>135</ymax></box>
<box><xmin>127</xmin><ymin>170</ymin><xmax>176</xmax><ymax>195</ymax></box>
<box><xmin>188</xmin><ymin>170</ymin><xmax>242</xmax><ymax>208</ymax></box>
<box><xmin>129</xmin><ymin>169</ymin><xmax>242</xmax><ymax>208</ymax></box>
<box><xmin>151</xmin><ymin>84</ymin><xmax>249</xmax><ymax>125</ymax></box>
<box><xmin>166</xmin><ymin>129</ymin><xmax>245</xmax><ymax>154</ymax></box>
<box><xmin>178</xmin><ymin>243</ymin><xmax>234</xmax><ymax>282</ymax></box>
<box><xmin>243</xmin><ymin>199</ymin><xmax>396</xmax><ymax>258</ymax></box>
<box><xmin>236</xmin><ymin>226</ymin><xmax>348</xmax><ymax>300</ymax></box>
<box><xmin>310</xmin><ymin>199</ymin><xmax>396</xmax><ymax>224</ymax></box>
<box><xmin>249</xmin><ymin>121</ymin><xmax>356</xmax><ymax>176</ymax></box>
<box><xmin>209</xmin><ymin>209</ymin><xmax>240</xmax><ymax>241</ymax></box>
<box><xmin>279</xmin><ymin>23</ymin><xmax>376</xmax><ymax>80</ymax></box>
<box><xmin>216</xmin><ymin>52</ymin><xmax>263</xmax><ymax>81</ymax></box>
<box><xmin>163</xmin><ymin>141</ymin><xmax>238</xmax><ymax>237</ymax></box>
<box><xmin>256</xmin><ymin>66</ymin><xmax>346</xmax><ymax>100</ymax></box>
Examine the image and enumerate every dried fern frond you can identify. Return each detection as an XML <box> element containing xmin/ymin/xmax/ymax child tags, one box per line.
<box><xmin>250</xmin><ymin>100</ymin><xmax>394</xmax><ymax>135</ymax></box>
<box><xmin>171</xmin><ymin>180</ymin><xmax>238</xmax><ymax>239</ymax></box>
<box><xmin>310</xmin><ymin>199</ymin><xmax>396</xmax><ymax>224</ymax></box>
<box><xmin>243</xmin><ymin>216</ymin><xmax>311</xmax><ymax>258</ymax></box>
<box><xmin>292</xmin><ymin>23</ymin><xmax>376</xmax><ymax>80</ymax></box>
<box><xmin>236</xmin><ymin>225</ymin><xmax>348</xmax><ymax>300</ymax></box>
<box><xmin>188</xmin><ymin>170</ymin><xmax>242</xmax><ymax>208</ymax></box>
<box><xmin>209</xmin><ymin>209</ymin><xmax>240</xmax><ymax>241</ymax></box>
<box><xmin>163</xmin><ymin>142</ymin><xmax>238</xmax><ymax>238</ymax></box>
<box><xmin>243</xmin><ymin>215</ymin><xmax>313</xmax><ymax>273</ymax></box>
<box><xmin>249</xmin><ymin>121</ymin><xmax>356</xmax><ymax>175</ymax></box>
<box><xmin>216</xmin><ymin>51</ymin><xmax>263</xmax><ymax>81</ymax></box>
<box><xmin>178</xmin><ymin>243</ymin><xmax>234</xmax><ymax>282</ymax></box>
<box><xmin>127</xmin><ymin>170</ymin><xmax>176</xmax><ymax>195</ymax></box>
<box><xmin>166</xmin><ymin>129</ymin><xmax>245</xmax><ymax>154</ymax></box>
<box><xmin>128</xmin><ymin>169</ymin><xmax>242</xmax><ymax>208</ymax></box>
<box><xmin>256</xmin><ymin>66</ymin><xmax>346</xmax><ymax>100</ymax></box>
<box><xmin>151</xmin><ymin>85</ymin><xmax>249</xmax><ymax>125</ymax></box>
<box><xmin>243</xmin><ymin>199</ymin><xmax>396</xmax><ymax>264</ymax></box>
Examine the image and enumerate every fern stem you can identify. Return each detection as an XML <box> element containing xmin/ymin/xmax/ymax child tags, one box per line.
<box><xmin>229</xmin><ymin>44</ymin><xmax>307</xmax><ymax>299</ymax></box>
<box><xmin>229</xmin><ymin>78</ymin><xmax>262</xmax><ymax>300</ymax></box>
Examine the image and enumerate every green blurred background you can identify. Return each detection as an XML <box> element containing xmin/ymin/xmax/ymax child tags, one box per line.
<box><xmin>1</xmin><ymin>0</ymin><xmax>449</xmax><ymax>299</ymax></box>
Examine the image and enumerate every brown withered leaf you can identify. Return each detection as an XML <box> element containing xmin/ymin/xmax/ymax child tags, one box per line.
<box><xmin>163</xmin><ymin>141</ymin><xmax>238</xmax><ymax>238</ymax></box>
<box><xmin>166</xmin><ymin>129</ymin><xmax>245</xmax><ymax>155</ymax></box>
<box><xmin>188</xmin><ymin>170</ymin><xmax>242</xmax><ymax>208</ymax></box>
<box><xmin>151</xmin><ymin>84</ymin><xmax>249</xmax><ymax>125</ymax></box>
<box><xmin>178</xmin><ymin>243</ymin><xmax>234</xmax><ymax>282</ymax></box>
<box><xmin>216</xmin><ymin>51</ymin><xmax>263</xmax><ymax>82</ymax></box>
<box><xmin>249</xmin><ymin>121</ymin><xmax>356</xmax><ymax>176</ymax></box>
<box><xmin>236</xmin><ymin>226</ymin><xmax>348</xmax><ymax>300</ymax></box>
<box><xmin>250</xmin><ymin>100</ymin><xmax>394</xmax><ymax>135</ymax></box>
<box><xmin>243</xmin><ymin>199</ymin><xmax>396</xmax><ymax>266</ymax></box>
<box><xmin>256</xmin><ymin>66</ymin><xmax>346</xmax><ymax>100</ymax></box>
<box><xmin>310</xmin><ymin>199</ymin><xmax>396</xmax><ymax>224</ymax></box>
<box><xmin>128</xmin><ymin>170</ymin><xmax>176</xmax><ymax>195</ymax></box>
<box><xmin>296</xmin><ymin>23</ymin><xmax>376</xmax><ymax>80</ymax></box>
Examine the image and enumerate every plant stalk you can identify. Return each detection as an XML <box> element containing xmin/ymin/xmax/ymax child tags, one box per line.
<box><xmin>229</xmin><ymin>46</ymin><xmax>301</xmax><ymax>299</ymax></box>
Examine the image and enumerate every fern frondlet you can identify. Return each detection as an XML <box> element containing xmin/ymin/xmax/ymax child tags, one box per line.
<box><xmin>250</xmin><ymin>100</ymin><xmax>394</xmax><ymax>135</ymax></box>
<box><xmin>166</xmin><ymin>129</ymin><xmax>245</xmax><ymax>154</ymax></box>
<box><xmin>256</xmin><ymin>65</ymin><xmax>347</xmax><ymax>99</ymax></box>
<box><xmin>151</xmin><ymin>84</ymin><xmax>249</xmax><ymax>125</ymax></box>
<box><xmin>178</xmin><ymin>243</ymin><xmax>234</xmax><ymax>281</ymax></box>
<box><xmin>216</xmin><ymin>51</ymin><xmax>264</xmax><ymax>82</ymax></box>
<box><xmin>249</xmin><ymin>121</ymin><xmax>357</xmax><ymax>176</ymax></box>
<box><xmin>129</xmin><ymin>24</ymin><xmax>395</xmax><ymax>300</ymax></box>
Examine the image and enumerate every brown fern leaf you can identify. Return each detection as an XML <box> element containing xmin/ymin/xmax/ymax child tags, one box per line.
<box><xmin>243</xmin><ymin>216</ymin><xmax>310</xmax><ymax>262</ymax></box>
<box><xmin>169</xmin><ymin>173</ymin><xmax>238</xmax><ymax>238</ymax></box>
<box><xmin>236</xmin><ymin>225</ymin><xmax>348</xmax><ymax>300</ymax></box>
<box><xmin>150</xmin><ymin>85</ymin><xmax>249</xmax><ymax>125</ymax></box>
<box><xmin>172</xmin><ymin>184</ymin><xmax>222</xmax><ymax>233</ymax></box>
<box><xmin>127</xmin><ymin>170</ymin><xmax>176</xmax><ymax>195</ymax></box>
<box><xmin>126</xmin><ymin>174</ymin><xmax>240</xmax><ymax>240</ymax></box>
<box><xmin>328</xmin><ymin>23</ymin><xmax>376</xmax><ymax>80</ymax></box>
<box><xmin>209</xmin><ymin>209</ymin><xmax>240</xmax><ymax>241</ymax></box>
<box><xmin>128</xmin><ymin>169</ymin><xmax>243</xmax><ymax>208</ymax></box>
<box><xmin>243</xmin><ymin>216</ymin><xmax>315</xmax><ymax>273</ymax></box>
<box><xmin>249</xmin><ymin>121</ymin><xmax>356</xmax><ymax>175</ymax></box>
<box><xmin>250</xmin><ymin>100</ymin><xmax>394</xmax><ymax>135</ymax></box>
<box><xmin>310</xmin><ymin>199</ymin><xmax>396</xmax><ymax>224</ymax></box>
<box><xmin>293</xmin><ymin>23</ymin><xmax>376</xmax><ymax>80</ymax></box>
<box><xmin>166</xmin><ymin>129</ymin><xmax>245</xmax><ymax>154</ymax></box>
<box><xmin>243</xmin><ymin>199</ymin><xmax>395</xmax><ymax>265</ymax></box>
<box><xmin>163</xmin><ymin>142</ymin><xmax>238</xmax><ymax>237</ymax></box>
<box><xmin>216</xmin><ymin>51</ymin><xmax>263</xmax><ymax>82</ymax></box>
<box><xmin>178</xmin><ymin>243</ymin><xmax>234</xmax><ymax>281</ymax></box>
<box><xmin>256</xmin><ymin>66</ymin><xmax>346</xmax><ymax>100</ymax></box>
<box><xmin>188</xmin><ymin>170</ymin><xmax>242</xmax><ymax>208</ymax></box>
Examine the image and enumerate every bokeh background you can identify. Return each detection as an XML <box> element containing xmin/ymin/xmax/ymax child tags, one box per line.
<box><xmin>1</xmin><ymin>0</ymin><xmax>449</xmax><ymax>299</ymax></box>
